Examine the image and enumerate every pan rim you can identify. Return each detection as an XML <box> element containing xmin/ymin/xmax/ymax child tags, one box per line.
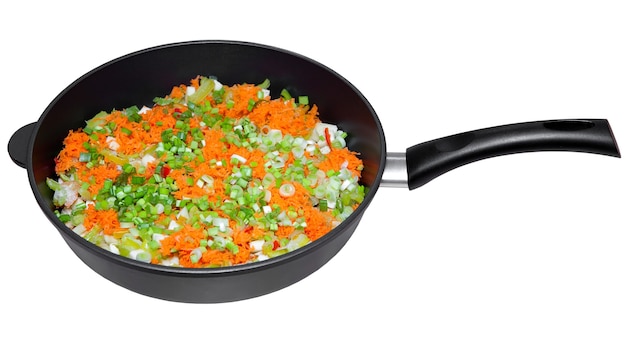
<box><xmin>26</xmin><ymin>39</ymin><xmax>388</xmax><ymax>276</ymax></box>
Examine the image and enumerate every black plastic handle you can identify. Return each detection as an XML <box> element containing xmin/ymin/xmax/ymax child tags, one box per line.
<box><xmin>406</xmin><ymin>119</ymin><xmax>621</xmax><ymax>190</ymax></box>
<box><xmin>8</xmin><ymin>122</ymin><xmax>35</xmax><ymax>169</ymax></box>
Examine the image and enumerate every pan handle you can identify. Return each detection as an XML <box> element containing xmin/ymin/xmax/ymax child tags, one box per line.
<box><xmin>8</xmin><ymin>122</ymin><xmax>36</xmax><ymax>169</ymax></box>
<box><xmin>396</xmin><ymin>119</ymin><xmax>620</xmax><ymax>190</ymax></box>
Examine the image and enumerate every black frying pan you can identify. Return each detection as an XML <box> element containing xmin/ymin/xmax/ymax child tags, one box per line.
<box><xmin>7</xmin><ymin>41</ymin><xmax>621</xmax><ymax>303</ymax></box>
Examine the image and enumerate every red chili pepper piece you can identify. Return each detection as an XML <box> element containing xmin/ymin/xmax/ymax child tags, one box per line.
<box><xmin>324</xmin><ymin>127</ymin><xmax>332</xmax><ymax>148</ymax></box>
<box><xmin>272</xmin><ymin>240</ymin><xmax>280</xmax><ymax>250</ymax></box>
<box><xmin>161</xmin><ymin>165</ymin><xmax>171</xmax><ymax>178</ymax></box>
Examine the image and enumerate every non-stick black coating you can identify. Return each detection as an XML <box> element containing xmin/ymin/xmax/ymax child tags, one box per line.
<box><xmin>27</xmin><ymin>41</ymin><xmax>386</xmax><ymax>302</ymax></box>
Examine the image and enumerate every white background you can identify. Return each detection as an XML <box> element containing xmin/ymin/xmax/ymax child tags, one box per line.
<box><xmin>2</xmin><ymin>1</ymin><xmax>625</xmax><ymax>355</ymax></box>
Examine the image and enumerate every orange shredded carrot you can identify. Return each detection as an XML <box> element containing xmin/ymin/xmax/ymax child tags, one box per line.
<box><xmin>160</xmin><ymin>224</ymin><xmax>253</xmax><ymax>267</ymax></box>
<box><xmin>83</xmin><ymin>205</ymin><xmax>120</xmax><ymax>235</ymax></box>
<box><xmin>318</xmin><ymin>147</ymin><xmax>363</xmax><ymax>178</ymax></box>
<box><xmin>82</xmin><ymin>163</ymin><xmax>121</xmax><ymax>195</ymax></box>
<box><xmin>216</xmin><ymin>84</ymin><xmax>263</xmax><ymax>119</ymax></box>
<box><xmin>55</xmin><ymin>130</ymin><xmax>90</xmax><ymax>174</ymax></box>
<box><xmin>190</xmin><ymin>76</ymin><xmax>200</xmax><ymax>89</ymax></box>
<box><xmin>248</xmin><ymin>99</ymin><xmax>320</xmax><ymax>137</ymax></box>
<box><xmin>169</xmin><ymin>85</ymin><xmax>186</xmax><ymax>99</ymax></box>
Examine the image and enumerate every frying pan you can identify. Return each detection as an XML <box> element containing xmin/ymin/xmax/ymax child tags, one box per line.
<box><xmin>7</xmin><ymin>40</ymin><xmax>621</xmax><ymax>303</ymax></box>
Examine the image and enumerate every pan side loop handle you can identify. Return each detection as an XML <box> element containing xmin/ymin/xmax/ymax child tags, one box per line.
<box><xmin>8</xmin><ymin>122</ymin><xmax>36</xmax><ymax>169</ymax></box>
<box><xmin>405</xmin><ymin>119</ymin><xmax>621</xmax><ymax>190</ymax></box>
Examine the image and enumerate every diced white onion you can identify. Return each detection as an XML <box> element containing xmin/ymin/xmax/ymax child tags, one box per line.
<box><xmin>190</xmin><ymin>248</ymin><xmax>203</xmax><ymax>261</ymax></box>
<box><xmin>264</xmin><ymin>189</ymin><xmax>272</xmax><ymax>202</ymax></box>
<box><xmin>161</xmin><ymin>257</ymin><xmax>180</xmax><ymax>267</ymax></box>
<box><xmin>267</xmin><ymin>129</ymin><xmax>283</xmax><ymax>145</ymax></box>
<box><xmin>291</xmin><ymin>146</ymin><xmax>305</xmax><ymax>158</ymax></box>
<box><xmin>186</xmin><ymin>86</ymin><xmax>196</xmax><ymax>96</ymax></box>
<box><xmin>141</xmin><ymin>154</ymin><xmax>156</xmax><ymax>166</ymax></box>
<box><xmin>256</xmin><ymin>254</ymin><xmax>269</xmax><ymax>261</ymax></box>
<box><xmin>152</xmin><ymin>233</ymin><xmax>166</xmax><ymax>242</ymax></box>
<box><xmin>316</xmin><ymin>170</ymin><xmax>326</xmax><ymax>182</ymax></box>
<box><xmin>261</xmin><ymin>172</ymin><xmax>275</xmax><ymax>186</ymax></box>
<box><xmin>120</xmin><ymin>221</ymin><xmax>135</xmax><ymax>229</ymax></box>
<box><xmin>338</xmin><ymin>168</ymin><xmax>351</xmax><ymax>180</ymax></box>
<box><xmin>250</xmin><ymin>240</ymin><xmax>264</xmax><ymax>252</ymax></box>
<box><xmin>109</xmin><ymin>244</ymin><xmax>120</xmax><ymax>255</ymax></box>
<box><xmin>311</xmin><ymin>122</ymin><xmax>338</xmax><ymax>141</ymax></box>
<box><xmin>329</xmin><ymin>177</ymin><xmax>342</xmax><ymax>190</ymax></box>
<box><xmin>138</xmin><ymin>106</ymin><xmax>151</xmax><ymax>114</ymax></box>
<box><xmin>108</xmin><ymin>140</ymin><xmax>120</xmax><ymax>151</ymax></box>
<box><xmin>168</xmin><ymin>220</ymin><xmax>180</xmax><ymax>230</ymax></box>
<box><xmin>212</xmin><ymin>217</ymin><xmax>229</xmax><ymax>232</ymax></box>
<box><xmin>293</xmin><ymin>137</ymin><xmax>307</xmax><ymax>148</ymax></box>
<box><xmin>129</xmin><ymin>249</ymin><xmax>151</xmax><ymax>262</ymax></box>
<box><xmin>103</xmin><ymin>235</ymin><xmax>117</xmax><ymax>244</ymax></box>
<box><xmin>72</xmin><ymin>224</ymin><xmax>87</xmax><ymax>236</ymax></box>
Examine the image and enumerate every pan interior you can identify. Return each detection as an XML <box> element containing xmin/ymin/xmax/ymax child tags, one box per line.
<box><xmin>29</xmin><ymin>41</ymin><xmax>386</xmax><ymax>268</ymax></box>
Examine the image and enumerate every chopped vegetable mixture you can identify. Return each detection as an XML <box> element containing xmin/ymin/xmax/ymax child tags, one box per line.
<box><xmin>48</xmin><ymin>76</ymin><xmax>365</xmax><ymax>267</ymax></box>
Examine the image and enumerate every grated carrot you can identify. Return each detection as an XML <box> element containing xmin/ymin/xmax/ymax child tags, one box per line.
<box><xmin>169</xmin><ymin>85</ymin><xmax>186</xmax><ymax>99</ymax></box>
<box><xmin>55</xmin><ymin>130</ymin><xmax>90</xmax><ymax>174</ymax></box>
<box><xmin>248</xmin><ymin>99</ymin><xmax>320</xmax><ymax>137</ymax></box>
<box><xmin>83</xmin><ymin>205</ymin><xmax>120</xmax><ymax>235</ymax></box>
<box><xmin>82</xmin><ymin>163</ymin><xmax>121</xmax><ymax>196</ymax></box>
<box><xmin>318</xmin><ymin>147</ymin><xmax>363</xmax><ymax>178</ymax></box>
